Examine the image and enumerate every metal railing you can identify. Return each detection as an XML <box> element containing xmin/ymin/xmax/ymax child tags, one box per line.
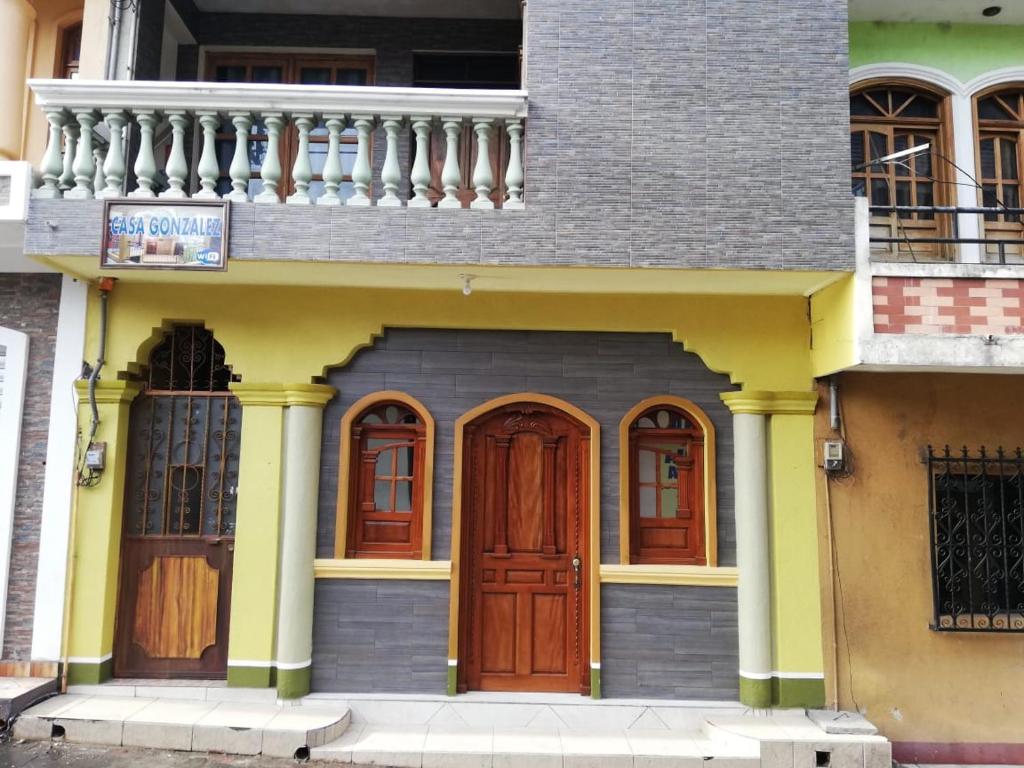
<box><xmin>929</xmin><ymin>445</ymin><xmax>1024</xmax><ymax>632</ymax></box>
<box><xmin>869</xmin><ymin>205</ymin><xmax>1024</xmax><ymax>265</ymax></box>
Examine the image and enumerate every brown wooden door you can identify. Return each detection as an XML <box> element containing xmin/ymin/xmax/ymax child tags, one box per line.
<box><xmin>114</xmin><ymin>327</ymin><xmax>241</xmax><ymax>679</ymax></box>
<box><xmin>458</xmin><ymin>402</ymin><xmax>590</xmax><ymax>694</ymax></box>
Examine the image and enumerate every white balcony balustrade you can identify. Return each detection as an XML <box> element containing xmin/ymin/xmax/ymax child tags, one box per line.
<box><xmin>27</xmin><ymin>80</ymin><xmax>528</xmax><ymax>210</ymax></box>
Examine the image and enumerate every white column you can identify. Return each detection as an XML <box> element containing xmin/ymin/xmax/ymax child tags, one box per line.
<box><xmin>58</xmin><ymin>122</ymin><xmax>77</xmax><ymax>193</ymax></box>
<box><xmin>504</xmin><ymin>118</ymin><xmax>525</xmax><ymax>210</ymax></box>
<box><xmin>255</xmin><ymin>114</ymin><xmax>284</xmax><ymax>204</ymax></box>
<box><xmin>731</xmin><ymin>407</ymin><xmax>772</xmax><ymax>708</ymax></box>
<box><xmin>92</xmin><ymin>147</ymin><xmax>105</xmax><ymax>195</ymax></box>
<box><xmin>160</xmin><ymin>111</ymin><xmax>189</xmax><ymax>199</ymax></box>
<box><xmin>193</xmin><ymin>112</ymin><xmax>221</xmax><ymax>200</ymax></box>
<box><xmin>347</xmin><ymin>116</ymin><xmax>374</xmax><ymax>207</ymax></box>
<box><xmin>30</xmin><ymin>276</ymin><xmax>87</xmax><ymax>662</ymax></box>
<box><xmin>439</xmin><ymin>118</ymin><xmax>462</xmax><ymax>209</ymax></box>
<box><xmin>226</xmin><ymin>112</ymin><xmax>253</xmax><ymax>203</ymax></box>
<box><xmin>33</xmin><ymin>110</ymin><xmax>66</xmax><ymax>199</ymax></box>
<box><xmin>65</xmin><ymin>112</ymin><xmax>96</xmax><ymax>200</ymax></box>
<box><xmin>317</xmin><ymin>115</ymin><xmax>345</xmax><ymax>207</ymax></box>
<box><xmin>470</xmin><ymin>118</ymin><xmax>495</xmax><ymax>210</ymax></box>
<box><xmin>99</xmin><ymin>111</ymin><xmax>128</xmax><ymax>200</ymax></box>
<box><xmin>0</xmin><ymin>326</ymin><xmax>29</xmax><ymax>649</ymax></box>
<box><xmin>378</xmin><ymin>116</ymin><xmax>403</xmax><ymax>207</ymax></box>
<box><xmin>128</xmin><ymin>111</ymin><xmax>158</xmax><ymax>198</ymax></box>
<box><xmin>950</xmin><ymin>91</ymin><xmax>981</xmax><ymax>263</ymax></box>
<box><xmin>409</xmin><ymin>117</ymin><xmax>433</xmax><ymax>208</ymax></box>
<box><xmin>287</xmin><ymin>114</ymin><xmax>314</xmax><ymax>205</ymax></box>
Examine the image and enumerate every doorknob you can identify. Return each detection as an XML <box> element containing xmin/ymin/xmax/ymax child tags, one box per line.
<box><xmin>571</xmin><ymin>553</ymin><xmax>582</xmax><ymax>590</ymax></box>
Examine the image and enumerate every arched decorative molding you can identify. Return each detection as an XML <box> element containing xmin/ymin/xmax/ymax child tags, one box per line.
<box><xmin>446</xmin><ymin>393</ymin><xmax>602</xmax><ymax>688</ymax></box>
<box><xmin>333</xmin><ymin>390</ymin><xmax>436</xmax><ymax>560</ymax></box>
<box><xmin>965</xmin><ymin>68</ymin><xmax>1024</xmax><ymax>97</ymax></box>
<box><xmin>617</xmin><ymin>395</ymin><xmax>718</xmax><ymax>568</ymax></box>
<box><xmin>849</xmin><ymin>63</ymin><xmax>964</xmax><ymax>96</ymax></box>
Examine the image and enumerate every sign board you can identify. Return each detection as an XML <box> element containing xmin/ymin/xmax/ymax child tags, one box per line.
<box><xmin>102</xmin><ymin>200</ymin><xmax>229</xmax><ymax>271</ymax></box>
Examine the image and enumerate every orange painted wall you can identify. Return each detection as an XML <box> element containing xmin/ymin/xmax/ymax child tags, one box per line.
<box><xmin>816</xmin><ymin>371</ymin><xmax>1024</xmax><ymax>746</ymax></box>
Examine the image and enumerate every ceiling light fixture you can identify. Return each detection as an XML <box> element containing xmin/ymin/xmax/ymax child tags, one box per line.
<box><xmin>982</xmin><ymin>6</ymin><xmax>1002</xmax><ymax>17</ymax></box>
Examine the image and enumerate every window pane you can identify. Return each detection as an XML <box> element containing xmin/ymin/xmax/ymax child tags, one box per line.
<box><xmin>639</xmin><ymin>486</ymin><xmax>656</xmax><ymax>518</ymax></box>
<box><xmin>337</xmin><ymin>68</ymin><xmax>368</xmax><ymax>86</ymax></box>
<box><xmin>395</xmin><ymin>480</ymin><xmax>412</xmax><ymax>512</ymax></box>
<box><xmin>979</xmin><ymin>97</ymin><xmax>1013</xmax><ymax>121</ymax></box>
<box><xmin>661</xmin><ymin>487</ymin><xmax>678</xmax><ymax>519</ymax></box>
<box><xmin>851</xmin><ymin>132</ymin><xmax>865</xmax><ymax>169</ymax></box>
<box><xmin>375</xmin><ymin>446</ymin><xmax>395</xmax><ymax>477</ymax></box>
<box><xmin>851</xmin><ymin>179</ymin><xmax>866</xmax><ymax>197</ymax></box>
<box><xmin>869</xmin><ymin>132</ymin><xmax>890</xmax><ymax>163</ymax></box>
<box><xmin>638</xmin><ymin>449</ymin><xmax>656</xmax><ymax>483</ymax></box>
<box><xmin>310</xmin><ymin>141</ymin><xmax>328</xmax><ymax>175</ymax></box>
<box><xmin>917</xmin><ymin>182</ymin><xmax>934</xmax><ymax>218</ymax></box>
<box><xmin>981</xmin><ymin>139</ymin><xmax>997</xmax><ymax>179</ymax></box>
<box><xmin>914</xmin><ymin>146</ymin><xmax>932</xmax><ymax>177</ymax></box>
<box><xmin>870</xmin><ymin>178</ymin><xmax>891</xmax><ymax>207</ymax></box>
<box><xmin>396</xmin><ymin>445</ymin><xmax>413</xmax><ymax>476</ymax></box>
<box><xmin>895</xmin><ymin>181</ymin><xmax>912</xmax><ymax>211</ymax></box>
<box><xmin>300</xmin><ymin>67</ymin><xmax>332</xmax><ymax>85</ymax></box>
<box><xmin>252</xmin><ymin>66</ymin><xmax>283</xmax><ymax>84</ymax></box>
<box><xmin>1003</xmin><ymin>184</ymin><xmax>1020</xmax><ymax>222</ymax></box>
<box><xmin>850</xmin><ymin>93</ymin><xmax>881</xmax><ymax>117</ymax></box>
<box><xmin>374</xmin><ymin>479</ymin><xmax>391</xmax><ymax>510</ymax></box>
<box><xmin>215</xmin><ymin>65</ymin><xmax>246</xmax><ymax>83</ymax></box>
<box><xmin>983</xmin><ymin>184</ymin><xmax>1000</xmax><ymax>220</ymax></box>
<box><xmin>1001</xmin><ymin>139</ymin><xmax>1018</xmax><ymax>180</ymax></box>
<box><xmin>899</xmin><ymin>94</ymin><xmax>938</xmax><ymax>119</ymax></box>
<box><xmin>216</xmin><ymin>139</ymin><xmax>233</xmax><ymax>171</ymax></box>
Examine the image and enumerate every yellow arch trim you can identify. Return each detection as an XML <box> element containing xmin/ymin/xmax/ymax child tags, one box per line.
<box><xmin>334</xmin><ymin>390</ymin><xmax>436</xmax><ymax>561</ymax></box>
<box><xmin>447</xmin><ymin>393</ymin><xmax>603</xmax><ymax>682</ymax></box>
<box><xmin>617</xmin><ymin>395</ymin><xmax>718</xmax><ymax>567</ymax></box>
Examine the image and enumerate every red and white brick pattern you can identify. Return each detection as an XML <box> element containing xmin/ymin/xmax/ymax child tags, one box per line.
<box><xmin>872</xmin><ymin>277</ymin><xmax>1024</xmax><ymax>335</ymax></box>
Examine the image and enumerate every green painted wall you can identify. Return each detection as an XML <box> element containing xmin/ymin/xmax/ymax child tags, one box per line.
<box><xmin>850</xmin><ymin>22</ymin><xmax>1024</xmax><ymax>82</ymax></box>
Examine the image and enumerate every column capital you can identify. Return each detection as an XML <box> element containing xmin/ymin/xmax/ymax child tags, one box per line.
<box><xmin>229</xmin><ymin>383</ymin><xmax>336</xmax><ymax>408</ymax></box>
<box><xmin>73</xmin><ymin>379</ymin><xmax>143</xmax><ymax>405</ymax></box>
<box><xmin>720</xmin><ymin>390</ymin><xmax>817</xmax><ymax>415</ymax></box>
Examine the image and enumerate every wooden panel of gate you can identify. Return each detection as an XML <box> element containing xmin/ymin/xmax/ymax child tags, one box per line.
<box><xmin>113</xmin><ymin>326</ymin><xmax>241</xmax><ymax>679</ymax></box>
<box><xmin>458</xmin><ymin>402</ymin><xmax>589</xmax><ymax>694</ymax></box>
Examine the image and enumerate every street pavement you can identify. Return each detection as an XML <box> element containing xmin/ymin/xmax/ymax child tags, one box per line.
<box><xmin>0</xmin><ymin>741</ymin><xmax>302</xmax><ymax>767</ymax></box>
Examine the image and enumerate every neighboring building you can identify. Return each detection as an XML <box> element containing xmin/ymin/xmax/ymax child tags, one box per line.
<box><xmin>19</xmin><ymin>0</ymin><xmax>851</xmax><ymax>711</ymax></box>
<box><xmin>0</xmin><ymin>0</ymin><xmax>98</xmax><ymax>681</ymax></box>
<box><xmin>808</xmin><ymin>1</ymin><xmax>1024</xmax><ymax>763</ymax></box>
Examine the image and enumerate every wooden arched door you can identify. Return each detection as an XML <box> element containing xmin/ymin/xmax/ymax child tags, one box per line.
<box><xmin>458</xmin><ymin>401</ymin><xmax>590</xmax><ymax>694</ymax></box>
<box><xmin>114</xmin><ymin>326</ymin><xmax>240</xmax><ymax>678</ymax></box>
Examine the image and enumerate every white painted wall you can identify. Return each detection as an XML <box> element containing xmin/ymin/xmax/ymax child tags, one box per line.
<box><xmin>0</xmin><ymin>325</ymin><xmax>29</xmax><ymax>650</ymax></box>
<box><xmin>30</xmin><ymin>276</ymin><xmax>87</xmax><ymax>662</ymax></box>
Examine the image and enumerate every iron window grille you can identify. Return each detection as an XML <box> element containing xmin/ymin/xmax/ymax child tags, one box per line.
<box><xmin>929</xmin><ymin>445</ymin><xmax>1024</xmax><ymax>632</ymax></box>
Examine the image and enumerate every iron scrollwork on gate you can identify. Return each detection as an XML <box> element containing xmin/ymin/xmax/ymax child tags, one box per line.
<box><xmin>124</xmin><ymin>326</ymin><xmax>241</xmax><ymax>538</ymax></box>
<box><xmin>929</xmin><ymin>445</ymin><xmax>1024</xmax><ymax>631</ymax></box>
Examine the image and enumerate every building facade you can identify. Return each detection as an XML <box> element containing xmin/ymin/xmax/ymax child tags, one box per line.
<box><xmin>18</xmin><ymin>0</ymin><xmax>852</xmax><ymax>710</ymax></box>
<box><xmin>812</xmin><ymin>3</ymin><xmax>1024</xmax><ymax>762</ymax></box>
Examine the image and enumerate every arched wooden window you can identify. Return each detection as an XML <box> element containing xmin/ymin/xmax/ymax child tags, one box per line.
<box><xmin>344</xmin><ymin>396</ymin><xmax>430</xmax><ymax>559</ymax></box>
<box><xmin>850</xmin><ymin>83</ymin><xmax>951</xmax><ymax>260</ymax></box>
<box><xmin>626</xmin><ymin>402</ymin><xmax>709</xmax><ymax>566</ymax></box>
<box><xmin>975</xmin><ymin>87</ymin><xmax>1024</xmax><ymax>262</ymax></box>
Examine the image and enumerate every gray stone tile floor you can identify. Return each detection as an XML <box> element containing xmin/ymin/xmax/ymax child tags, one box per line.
<box><xmin>0</xmin><ymin>741</ymin><xmax>301</xmax><ymax>767</ymax></box>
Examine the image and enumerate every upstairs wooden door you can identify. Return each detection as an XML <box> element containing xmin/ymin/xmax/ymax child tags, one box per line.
<box><xmin>458</xmin><ymin>401</ymin><xmax>590</xmax><ymax>694</ymax></box>
<box><xmin>114</xmin><ymin>326</ymin><xmax>240</xmax><ymax>679</ymax></box>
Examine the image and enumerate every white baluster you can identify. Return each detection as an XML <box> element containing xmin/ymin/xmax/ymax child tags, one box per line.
<box><xmin>34</xmin><ymin>110</ymin><xmax>66</xmax><ymax>199</ymax></box>
<box><xmin>408</xmin><ymin>116</ymin><xmax>433</xmax><ymax>208</ymax></box>
<box><xmin>226</xmin><ymin>112</ymin><xmax>252</xmax><ymax>202</ymax></box>
<box><xmin>65</xmin><ymin>110</ymin><xmax>96</xmax><ymax>200</ymax></box>
<box><xmin>193</xmin><ymin>111</ymin><xmax>221</xmax><ymax>200</ymax></box>
<box><xmin>317</xmin><ymin>114</ymin><xmax>345</xmax><ymax>207</ymax></box>
<box><xmin>129</xmin><ymin>110</ymin><xmax>158</xmax><ymax>198</ymax></box>
<box><xmin>59</xmin><ymin>121</ymin><xmax>78</xmax><ymax>192</ymax></box>
<box><xmin>346</xmin><ymin>115</ymin><xmax>374</xmax><ymax>206</ymax></box>
<box><xmin>160</xmin><ymin>111</ymin><xmax>189</xmax><ymax>199</ymax></box>
<box><xmin>92</xmin><ymin>146</ymin><xmax>105</xmax><ymax>194</ymax></box>
<box><xmin>378</xmin><ymin>115</ymin><xmax>403</xmax><ymax>207</ymax></box>
<box><xmin>255</xmin><ymin>113</ymin><xmax>284</xmax><ymax>204</ymax></box>
<box><xmin>287</xmin><ymin>114</ymin><xmax>314</xmax><ymax>205</ymax></box>
<box><xmin>470</xmin><ymin>118</ymin><xmax>494</xmax><ymax>210</ymax></box>
<box><xmin>98</xmin><ymin>110</ymin><xmax>127</xmax><ymax>200</ymax></box>
<box><xmin>504</xmin><ymin>118</ymin><xmax>525</xmax><ymax>210</ymax></box>
<box><xmin>438</xmin><ymin>117</ymin><xmax>462</xmax><ymax>209</ymax></box>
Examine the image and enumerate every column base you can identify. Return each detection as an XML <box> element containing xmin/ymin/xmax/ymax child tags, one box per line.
<box><xmin>276</xmin><ymin>665</ymin><xmax>311</xmax><ymax>700</ymax></box>
<box><xmin>772</xmin><ymin>676</ymin><xmax>825</xmax><ymax>708</ymax></box>
<box><xmin>227</xmin><ymin>664</ymin><xmax>274</xmax><ymax>688</ymax></box>
<box><xmin>739</xmin><ymin>675</ymin><xmax>772</xmax><ymax>708</ymax></box>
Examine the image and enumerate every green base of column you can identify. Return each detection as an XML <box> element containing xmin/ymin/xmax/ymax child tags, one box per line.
<box><xmin>228</xmin><ymin>665</ymin><xmax>274</xmax><ymax>688</ymax></box>
<box><xmin>67</xmin><ymin>658</ymin><xmax>113</xmax><ymax>686</ymax></box>
<box><xmin>276</xmin><ymin>666</ymin><xmax>311</xmax><ymax>700</ymax></box>
<box><xmin>447</xmin><ymin>663</ymin><xmax>457</xmax><ymax>696</ymax></box>
<box><xmin>739</xmin><ymin>676</ymin><xmax>772</xmax><ymax>708</ymax></box>
<box><xmin>590</xmin><ymin>667</ymin><xmax>601</xmax><ymax>699</ymax></box>
<box><xmin>772</xmin><ymin>677</ymin><xmax>825</xmax><ymax>708</ymax></box>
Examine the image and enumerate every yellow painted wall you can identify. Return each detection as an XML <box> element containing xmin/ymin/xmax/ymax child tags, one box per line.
<box><xmin>816</xmin><ymin>371</ymin><xmax>1024</xmax><ymax>745</ymax></box>
<box><xmin>810</xmin><ymin>274</ymin><xmax>858</xmax><ymax>378</ymax></box>
<box><xmin>86</xmin><ymin>283</ymin><xmax>817</xmax><ymax>391</ymax></box>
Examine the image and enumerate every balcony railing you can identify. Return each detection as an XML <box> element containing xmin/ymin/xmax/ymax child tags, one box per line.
<box><xmin>27</xmin><ymin>79</ymin><xmax>528</xmax><ymax>210</ymax></box>
<box><xmin>868</xmin><ymin>204</ymin><xmax>1024</xmax><ymax>265</ymax></box>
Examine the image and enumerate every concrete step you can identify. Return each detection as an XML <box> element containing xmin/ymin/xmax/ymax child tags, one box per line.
<box><xmin>311</xmin><ymin>722</ymin><xmax>762</xmax><ymax>767</ymax></box>
<box><xmin>13</xmin><ymin>694</ymin><xmax>349</xmax><ymax>759</ymax></box>
<box><xmin>0</xmin><ymin>677</ymin><xmax>57</xmax><ymax>726</ymax></box>
<box><xmin>67</xmin><ymin>679</ymin><xmax>277</xmax><ymax>704</ymax></box>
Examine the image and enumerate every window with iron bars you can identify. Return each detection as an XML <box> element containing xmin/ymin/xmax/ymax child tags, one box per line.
<box><xmin>929</xmin><ymin>445</ymin><xmax>1024</xmax><ymax>632</ymax></box>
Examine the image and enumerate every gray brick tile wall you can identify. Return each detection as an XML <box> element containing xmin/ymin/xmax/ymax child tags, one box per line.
<box><xmin>0</xmin><ymin>274</ymin><xmax>62</xmax><ymax>660</ymax></box>
<box><xmin>26</xmin><ymin>1</ymin><xmax>853</xmax><ymax>272</ymax></box>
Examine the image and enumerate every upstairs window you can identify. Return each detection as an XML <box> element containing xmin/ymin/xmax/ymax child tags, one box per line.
<box><xmin>975</xmin><ymin>88</ymin><xmax>1024</xmax><ymax>263</ymax></box>
<box><xmin>58</xmin><ymin>23</ymin><xmax>82</xmax><ymax>79</ymax></box>
<box><xmin>929</xmin><ymin>445</ymin><xmax>1024</xmax><ymax>632</ymax></box>
<box><xmin>344</xmin><ymin>397</ymin><xmax>429</xmax><ymax>559</ymax></box>
<box><xmin>627</xmin><ymin>403</ymin><xmax>708</xmax><ymax>566</ymax></box>
<box><xmin>851</xmin><ymin>83</ymin><xmax>951</xmax><ymax>260</ymax></box>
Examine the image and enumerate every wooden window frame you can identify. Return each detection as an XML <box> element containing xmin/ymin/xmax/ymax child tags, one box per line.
<box><xmin>973</xmin><ymin>84</ymin><xmax>1024</xmax><ymax>262</ymax></box>
<box><xmin>850</xmin><ymin>78</ymin><xmax>955</xmax><ymax>261</ymax></box>
<box><xmin>618</xmin><ymin>396</ymin><xmax>717</xmax><ymax>567</ymax></box>
<box><xmin>335</xmin><ymin>391</ymin><xmax>435</xmax><ymax>561</ymax></box>
<box><xmin>203</xmin><ymin>51</ymin><xmax>376</xmax><ymax>201</ymax></box>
